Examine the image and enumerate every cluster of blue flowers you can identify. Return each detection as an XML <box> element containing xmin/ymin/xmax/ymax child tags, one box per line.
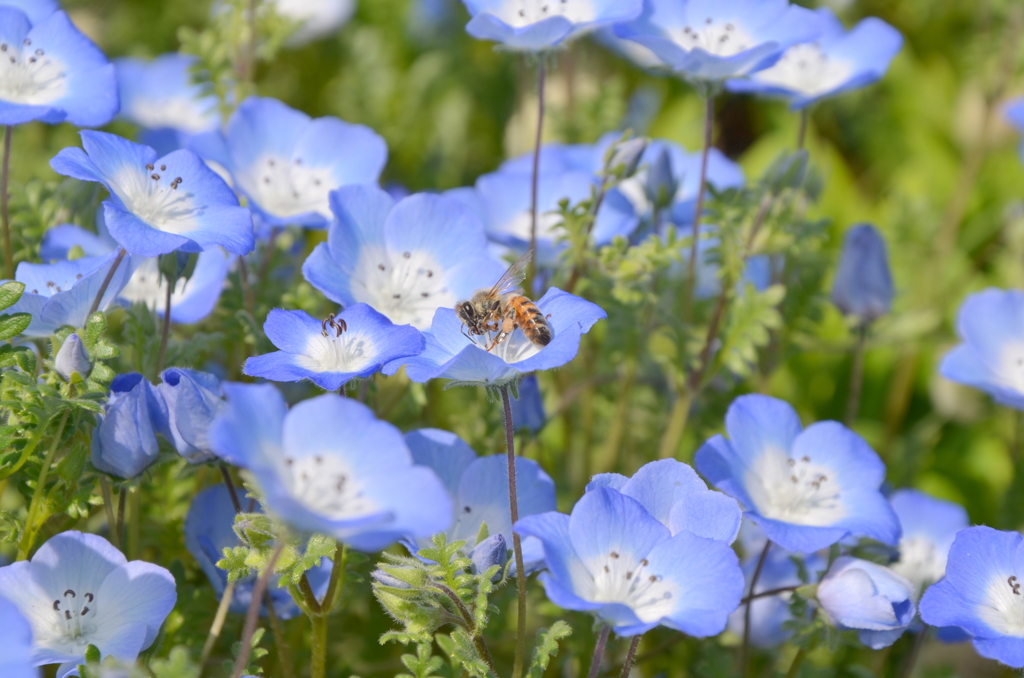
<box><xmin>6</xmin><ymin>0</ymin><xmax>1024</xmax><ymax>675</ymax></box>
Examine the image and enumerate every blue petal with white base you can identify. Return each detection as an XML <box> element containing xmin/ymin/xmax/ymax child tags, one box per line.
<box><xmin>817</xmin><ymin>556</ymin><xmax>916</xmax><ymax>649</ymax></box>
<box><xmin>1</xmin><ymin>0</ymin><xmax>58</xmax><ymax>26</ymax></box>
<box><xmin>51</xmin><ymin>131</ymin><xmax>254</xmax><ymax>257</ymax></box>
<box><xmin>515</xmin><ymin>486</ymin><xmax>743</xmax><ymax>637</ymax></box>
<box><xmin>940</xmin><ymin>288</ymin><xmax>1024</xmax><ymax>411</ymax></box>
<box><xmin>191</xmin><ymin>96</ymin><xmax>387</xmax><ymax>228</ymax></box>
<box><xmin>0</xmin><ymin>8</ymin><xmax>117</xmax><ymax>127</ymax></box>
<box><xmin>587</xmin><ymin>458</ymin><xmax>742</xmax><ymax>543</ymax></box>
<box><xmin>695</xmin><ymin>394</ymin><xmax>900</xmax><ymax>553</ymax></box>
<box><xmin>405</xmin><ymin>428</ymin><xmax>556</xmax><ymax>572</ymax></box>
<box><xmin>920</xmin><ymin>527</ymin><xmax>1024</xmax><ymax>667</ymax></box>
<box><xmin>1007</xmin><ymin>98</ymin><xmax>1024</xmax><ymax>162</ymax></box>
<box><xmin>244</xmin><ymin>304</ymin><xmax>424</xmax><ymax>391</ymax></box>
<box><xmin>3</xmin><ymin>252</ymin><xmax>137</xmax><ymax>337</ymax></box>
<box><xmin>889</xmin><ymin>489</ymin><xmax>968</xmax><ymax>596</ymax></box>
<box><xmin>383</xmin><ymin>286</ymin><xmax>606</xmax><ymax>386</ymax></box>
<box><xmin>115</xmin><ymin>54</ymin><xmax>219</xmax><ymax>140</ymax></box>
<box><xmin>726</xmin><ymin>8</ymin><xmax>902</xmax><ymax>109</ymax></box>
<box><xmin>462</xmin><ymin>0</ymin><xmax>643</xmax><ymax>51</ymax></box>
<box><xmin>0</xmin><ymin>594</ymin><xmax>35</xmax><ymax>678</ymax></box>
<box><xmin>209</xmin><ymin>385</ymin><xmax>452</xmax><ymax>551</ymax></box>
<box><xmin>0</xmin><ymin>531</ymin><xmax>175</xmax><ymax>676</ymax></box>
<box><xmin>303</xmin><ymin>185</ymin><xmax>501</xmax><ymax>330</ymax></box>
<box><xmin>184</xmin><ymin>484</ymin><xmax>331</xmax><ymax>620</ymax></box>
<box><xmin>614</xmin><ymin>0</ymin><xmax>821</xmax><ymax>82</ymax></box>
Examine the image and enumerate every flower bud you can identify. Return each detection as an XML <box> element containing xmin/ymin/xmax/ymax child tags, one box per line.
<box><xmin>608</xmin><ymin>137</ymin><xmax>648</xmax><ymax>177</ymax></box>
<box><xmin>54</xmin><ymin>333</ymin><xmax>91</xmax><ymax>381</ymax></box>
<box><xmin>157</xmin><ymin>368</ymin><xmax>225</xmax><ymax>464</ymax></box>
<box><xmin>91</xmin><ymin>373</ymin><xmax>168</xmax><ymax>479</ymax></box>
<box><xmin>831</xmin><ymin>224</ymin><xmax>895</xmax><ymax>322</ymax></box>
<box><xmin>470</xmin><ymin>533</ymin><xmax>508</xmax><ymax>581</ymax></box>
<box><xmin>645</xmin><ymin>147</ymin><xmax>677</xmax><ymax>210</ymax></box>
<box><xmin>816</xmin><ymin>556</ymin><xmax>915</xmax><ymax>649</ymax></box>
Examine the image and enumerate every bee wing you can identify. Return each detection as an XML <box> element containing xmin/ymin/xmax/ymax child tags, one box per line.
<box><xmin>489</xmin><ymin>250</ymin><xmax>532</xmax><ymax>296</ymax></box>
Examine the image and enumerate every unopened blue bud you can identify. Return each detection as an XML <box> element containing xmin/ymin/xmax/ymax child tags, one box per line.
<box><xmin>371</xmin><ymin>569</ymin><xmax>412</xmax><ymax>590</ymax></box>
<box><xmin>608</xmin><ymin>137</ymin><xmax>648</xmax><ymax>177</ymax></box>
<box><xmin>645</xmin><ymin>147</ymin><xmax>677</xmax><ymax>210</ymax></box>
<box><xmin>831</xmin><ymin>224</ymin><xmax>894</xmax><ymax>322</ymax></box>
<box><xmin>54</xmin><ymin>333</ymin><xmax>91</xmax><ymax>381</ymax></box>
<box><xmin>157</xmin><ymin>368</ymin><xmax>225</xmax><ymax>464</ymax></box>
<box><xmin>91</xmin><ymin>373</ymin><xmax>168</xmax><ymax>479</ymax></box>
<box><xmin>470</xmin><ymin>533</ymin><xmax>508</xmax><ymax>581</ymax></box>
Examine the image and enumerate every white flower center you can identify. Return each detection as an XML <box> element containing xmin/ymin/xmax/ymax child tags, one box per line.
<box><xmin>463</xmin><ymin>323</ymin><xmax>545</xmax><ymax>364</ymax></box>
<box><xmin>584</xmin><ymin>550</ymin><xmax>677</xmax><ymax>623</ymax></box>
<box><xmin>752</xmin><ymin>43</ymin><xmax>855</xmax><ymax>97</ymax></box>
<box><xmin>112</xmin><ymin>163</ymin><xmax>200</xmax><ymax>235</ymax></box>
<box><xmin>350</xmin><ymin>246</ymin><xmax>452</xmax><ymax>330</ymax></box>
<box><xmin>995</xmin><ymin>343</ymin><xmax>1024</xmax><ymax>394</ymax></box>
<box><xmin>284</xmin><ymin>455</ymin><xmax>378</xmax><ymax>520</ymax></box>
<box><xmin>890</xmin><ymin>536</ymin><xmax>946</xmax><ymax>594</ymax></box>
<box><xmin>745</xmin><ymin>449</ymin><xmax>846</xmax><ymax>526</ymax></box>
<box><xmin>126</xmin><ymin>96</ymin><xmax>215</xmax><ymax>134</ymax></box>
<box><xmin>294</xmin><ymin>328</ymin><xmax>378</xmax><ymax>374</ymax></box>
<box><xmin>669</xmin><ymin>17</ymin><xmax>756</xmax><ymax>57</ymax></box>
<box><xmin>492</xmin><ymin>0</ymin><xmax>596</xmax><ymax>28</ymax></box>
<box><xmin>979</xmin><ymin>573</ymin><xmax>1024</xmax><ymax>637</ymax></box>
<box><xmin>243</xmin><ymin>154</ymin><xmax>334</xmax><ymax>220</ymax></box>
<box><xmin>0</xmin><ymin>38</ymin><xmax>67</xmax><ymax>106</ymax></box>
<box><xmin>48</xmin><ymin>588</ymin><xmax>100</xmax><ymax>645</ymax></box>
<box><xmin>118</xmin><ymin>257</ymin><xmax>194</xmax><ymax>308</ymax></box>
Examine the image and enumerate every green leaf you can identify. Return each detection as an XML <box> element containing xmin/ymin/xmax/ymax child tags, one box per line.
<box><xmin>83</xmin><ymin>312</ymin><xmax>106</xmax><ymax>351</ymax></box>
<box><xmin>0</xmin><ymin>281</ymin><xmax>24</xmax><ymax>312</ymax></box>
<box><xmin>0</xmin><ymin>313</ymin><xmax>31</xmax><ymax>341</ymax></box>
<box><xmin>526</xmin><ymin>621</ymin><xmax>572</xmax><ymax>678</ymax></box>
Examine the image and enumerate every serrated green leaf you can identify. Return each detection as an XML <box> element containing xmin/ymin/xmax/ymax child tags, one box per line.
<box><xmin>83</xmin><ymin>312</ymin><xmax>106</xmax><ymax>350</ymax></box>
<box><xmin>0</xmin><ymin>313</ymin><xmax>31</xmax><ymax>341</ymax></box>
<box><xmin>526</xmin><ymin>621</ymin><xmax>572</xmax><ymax>678</ymax></box>
<box><xmin>0</xmin><ymin>281</ymin><xmax>24</xmax><ymax>312</ymax></box>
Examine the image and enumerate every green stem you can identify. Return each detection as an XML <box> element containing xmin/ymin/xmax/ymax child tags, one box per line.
<box><xmin>845</xmin><ymin>324</ymin><xmax>868</xmax><ymax>427</ymax></box>
<box><xmin>898</xmin><ymin>627</ymin><xmax>930</xmax><ymax>678</ymax></box>
<box><xmin>322</xmin><ymin>541</ymin><xmax>347</xmax><ymax>614</ymax></box>
<box><xmin>797</xmin><ymin>109</ymin><xmax>809</xmax><ymax>150</ymax></box>
<box><xmin>683</xmin><ymin>94</ymin><xmax>714</xmax><ymax>323</ymax></box>
<box><xmin>784</xmin><ymin>646</ymin><xmax>807</xmax><ymax>678</ymax></box>
<box><xmin>231</xmin><ymin>543</ymin><xmax>285</xmax><ymax>678</ymax></box>
<box><xmin>265</xmin><ymin>589</ymin><xmax>295</xmax><ymax>678</ymax></box>
<box><xmin>88</xmin><ymin>247</ymin><xmax>127</xmax><ymax>316</ymax></box>
<box><xmin>310</xmin><ymin>613</ymin><xmax>328</xmax><ymax>678</ymax></box>
<box><xmin>0</xmin><ymin>425</ymin><xmax>44</xmax><ymax>481</ymax></box>
<box><xmin>620</xmin><ymin>635</ymin><xmax>642</xmax><ymax>678</ymax></box>
<box><xmin>128</xmin><ymin>486</ymin><xmax>141</xmax><ymax>560</ymax></box>
<box><xmin>117</xmin><ymin>486</ymin><xmax>127</xmax><ymax>547</ymax></box>
<box><xmin>586</xmin><ymin>625</ymin><xmax>611</xmax><ymax>678</ymax></box>
<box><xmin>742</xmin><ymin>541</ymin><xmax>772</xmax><ymax>678</ymax></box>
<box><xmin>156</xmin><ymin>282</ymin><xmax>173</xmax><ymax>374</ymax></box>
<box><xmin>99</xmin><ymin>476</ymin><xmax>122</xmax><ymax>551</ymax></box>
<box><xmin>16</xmin><ymin>409</ymin><xmax>69</xmax><ymax>560</ymax></box>
<box><xmin>2</xmin><ymin>125</ymin><xmax>13</xmax><ymax>280</ymax></box>
<box><xmin>527</xmin><ymin>59</ymin><xmax>546</xmax><ymax>290</ymax></box>
<box><xmin>199</xmin><ymin>579</ymin><xmax>237</xmax><ymax>674</ymax></box>
<box><xmin>501</xmin><ymin>387</ymin><xmax>528</xmax><ymax>678</ymax></box>
<box><xmin>657</xmin><ymin>389</ymin><xmax>693</xmax><ymax>459</ymax></box>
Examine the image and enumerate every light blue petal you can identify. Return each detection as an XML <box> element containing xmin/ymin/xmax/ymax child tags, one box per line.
<box><xmin>614</xmin><ymin>459</ymin><xmax>706</xmax><ymax>524</ymax></box>
<box><xmin>973</xmin><ymin>637</ymin><xmax>1024</xmax><ymax>668</ymax></box>
<box><xmin>405</xmin><ymin>428</ymin><xmax>477</xmax><ymax>498</ymax></box>
<box><xmin>209</xmin><ymin>383</ymin><xmax>287</xmax><ymax>469</ymax></box>
<box><xmin>568</xmin><ymin>487</ymin><xmax>670</xmax><ymax>566</ymax></box>
<box><xmin>668</xmin><ymin>490</ymin><xmax>742</xmax><ymax>543</ymax></box>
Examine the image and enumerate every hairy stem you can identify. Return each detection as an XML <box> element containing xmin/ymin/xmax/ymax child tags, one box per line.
<box><xmin>586</xmin><ymin>625</ymin><xmax>611</xmax><ymax>678</ymax></box>
<box><xmin>221</xmin><ymin>465</ymin><xmax>243</xmax><ymax>513</ymax></box>
<box><xmin>740</xmin><ymin>585</ymin><xmax>801</xmax><ymax>605</ymax></box>
<box><xmin>657</xmin><ymin>389</ymin><xmax>693</xmax><ymax>460</ymax></box>
<box><xmin>742</xmin><ymin>541</ymin><xmax>772</xmax><ymax>678</ymax></box>
<box><xmin>620</xmin><ymin>635</ymin><xmax>642</xmax><ymax>678</ymax></box>
<box><xmin>322</xmin><ymin>541</ymin><xmax>347</xmax><ymax>614</ymax></box>
<box><xmin>898</xmin><ymin>627</ymin><xmax>930</xmax><ymax>678</ymax></box>
<box><xmin>310</xmin><ymin>612</ymin><xmax>328</xmax><ymax>678</ymax></box>
<box><xmin>128</xmin><ymin>486</ymin><xmax>141</xmax><ymax>560</ymax></box>
<box><xmin>99</xmin><ymin>476</ymin><xmax>122</xmax><ymax>551</ymax></box>
<box><xmin>527</xmin><ymin>60</ymin><xmax>547</xmax><ymax>289</ymax></box>
<box><xmin>88</xmin><ymin>247</ymin><xmax>127</xmax><ymax>316</ymax></box>
<box><xmin>797</xmin><ymin>109</ymin><xmax>809</xmax><ymax>150</ymax></box>
<box><xmin>684</xmin><ymin>95</ymin><xmax>715</xmax><ymax>322</ymax></box>
<box><xmin>265</xmin><ymin>588</ymin><xmax>295</xmax><ymax>678</ymax></box>
<box><xmin>199</xmin><ymin>579</ymin><xmax>237</xmax><ymax>673</ymax></box>
<box><xmin>16</xmin><ymin>410</ymin><xmax>70</xmax><ymax>560</ymax></box>
<box><xmin>231</xmin><ymin>543</ymin><xmax>285</xmax><ymax>678</ymax></box>
<box><xmin>157</xmin><ymin>282</ymin><xmax>173</xmax><ymax>374</ymax></box>
<box><xmin>501</xmin><ymin>387</ymin><xmax>528</xmax><ymax>678</ymax></box>
<box><xmin>2</xmin><ymin>126</ymin><xmax>12</xmax><ymax>280</ymax></box>
<box><xmin>845</xmin><ymin>323</ymin><xmax>868</xmax><ymax>426</ymax></box>
<box><xmin>432</xmin><ymin>582</ymin><xmax>497</xmax><ymax>676</ymax></box>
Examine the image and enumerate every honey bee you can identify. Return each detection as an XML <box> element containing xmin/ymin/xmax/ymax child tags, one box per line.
<box><xmin>456</xmin><ymin>251</ymin><xmax>552</xmax><ymax>352</ymax></box>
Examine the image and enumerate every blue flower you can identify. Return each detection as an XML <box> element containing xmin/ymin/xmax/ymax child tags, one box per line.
<box><xmin>0</xmin><ymin>0</ymin><xmax>58</xmax><ymax>26</ymax></box>
<box><xmin>91</xmin><ymin>373</ymin><xmax>169</xmax><ymax>479</ymax></box>
<box><xmin>54</xmin><ymin>332</ymin><xmax>90</xmax><ymax>381</ymax></box>
<box><xmin>303</xmin><ymin>185</ymin><xmax>500</xmax><ymax>330</ymax></box>
<box><xmin>939</xmin><ymin>288</ymin><xmax>1024</xmax><ymax>410</ymax></box>
<box><xmin>243</xmin><ymin>304</ymin><xmax>425</xmax><ymax>391</ymax></box>
<box><xmin>889</xmin><ymin>489</ymin><xmax>968</xmax><ymax>596</ymax></box>
<box><xmin>50</xmin><ymin>131</ymin><xmax>254</xmax><ymax>258</ymax></box>
<box><xmin>587</xmin><ymin>459</ymin><xmax>742</xmax><ymax>543</ymax></box>
<box><xmin>816</xmin><ymin>556</ymin><xmax>916</xmax><ymax>649</ymax></box>
<box><xmin>184</xmin><ymin>484</ymin><xmax>332</xmax><ymax>620</ymax></box>
<box><xmin>156</xmin><ymin>368</ymin><xmax>225</xmax><ymax>464</ymax></box>
<box><xmin>115</xmin><ymin>54</ymin><xmax>219</xmax><ymax>154</ymax></box>
<box><xmin>920</xmin><ymin>527</ymin><xmax>1024</xmax><ymax>667</ymax></box>
<box><xmin>830</xmin><ymin>224</ymin><xmax>895</xmax><ymax>323</ymax></box>
<box><xmin>0</xmin><ymin>7</ymin><xmax>117</xmax><ymax>127</ymax></box>
<box><xmin>0</xmin><ymin>531</ymin><xmax>176</xmax><ymax>678</ymax></box>
<box><xmin>1006</xmin><ymin>98</ymin><xmax>1024</xmax><ymax>160</ymax></box>
<box><xmin>510</xmin><ymin>374</ymin><xmax>545</xmax><ymax>432</ymax></box>
<box><xmin>4</xmin><ymin>253</ymin><xmax>137</xmax><ymax>337</ymax></box>
<box><xmin>189</xmin><ymin>97</ymin><xmax>387</xmax><ymax>229</ymax></box>
<box><xmin>209</xmin><ymin>384</ymin><xmax>452</xmax><ymax>551</ymax></box>
<box><xmin>40</xmin><ymin>222</ymin><xmax>231</xmax><ymax>325</ymax></box>
<box><xmin>271</xmin><ymin>0</ymin><xmax>356</xmax><ymax>45</ymax></box>
<box><xmin>383</xmin><ymin>287</ymin><xmax>605</xmax><ymax>386</ymax></box>
<box><xmin>461</xmin><ymin>0</ymin><xmax>643</xmax><ymax>51</ymax></box>
<box><xmin>725</xmin><ymin>8</ymin><xmax>902</xmax><ymax>109</ymax></box>
<box><xmin>452</xmin><ymin>140</ymin><xmax>642</xmax><ymax>268</ymax></box>
<box><xmin>404</xmin><ymin>428</ymin><xmax>556</xmax><ymax>572</ymax></box>
<box><xmin>0</xmin><ymin>594</ymin><xmax>35</xmax><ymax>678</ymax></box>
<box><xmin>614</xmin><ymin>0</ymin><xmax>821</xmax><ymax>82</ymax></box>
<box><xmin>695</xmin><ymin>394</ymin><xmax>901</xmax><ymax>553</ymax></box>
<box><xmin>515</xmin><ymin>486</ymin><xmax>744</xmax><ymax>636</ymax></box>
